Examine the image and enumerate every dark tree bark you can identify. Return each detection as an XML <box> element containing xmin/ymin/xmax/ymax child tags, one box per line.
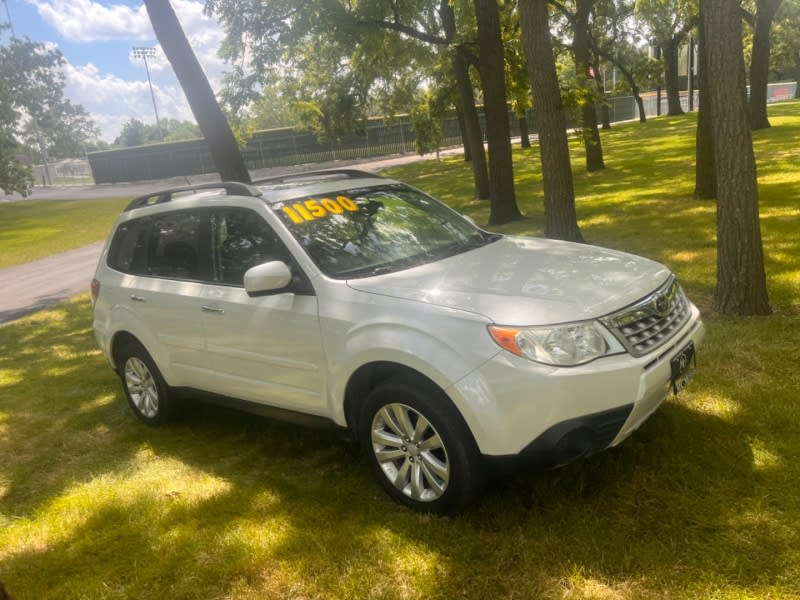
<box><xmin>519</xmin><ymin>0</ymin><xmax>584</xmax><ymax>242</ymax></box>
<box><xmin>662</xmin><ymin>37</ymin><xmax>685</xmax><ymax>115</ymax></box>
<box><xmin>572</xmin><ymin>0</ymin><xmax>605</xmax><ymax>171</ymax></box>
<box><xmin>143</xmin><ymin>0</ymin><xmax>250</xmax><ymax>182</ymax></box>
<box><xmin>695</xmin><ymin>1</ymin><xmax>716</xmax><ymax>199</ymax></box>
<box><xmin>454</xmin><ymin>49</ymin><xmax>490</xmax><ymax>198</ymax></box>
<box><xmin>705</xmin><ymin>0</ymin><xmax>771</xmax><ymax>315</ymax></box>
<box><xmin>518</xmin><ymin>113</ymin><xmax>531</xmax><ymax>148</ymax></box>
<box><xmin>440</xmin><ymin>0</ymin><xmax>489</xmax><ymax>198</ymax></box>
<box><xmin>473</xmin><ymin>0</ymin><xmax>522</xmax><ymax>224</ymax></box>
<box><xmin>748</xmin><ymin>0</ymin><xmax>783</xmax><ymax>130</ymax></box>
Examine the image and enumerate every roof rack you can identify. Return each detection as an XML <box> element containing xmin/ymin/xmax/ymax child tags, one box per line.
<box><xmin>124</xmin><ymin>181</ymin><xmax>262</xmax><ymax>212</ymax></box>
<box><xmin>252</xmin><ymin>169</ymin><xmax>384</xmax><ymax>186</ymax></box>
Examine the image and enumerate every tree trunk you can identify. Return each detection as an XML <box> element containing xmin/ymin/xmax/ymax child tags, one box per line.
<box><xmin>474</xmin><ymin>0</ymin><xmax>522</xmax><ymax>224</ymax></box>
<box><xmin>440</xmin><ymin>0</ymin><xmax>489</xmax><ymax>197</ymax></box>
<box><xmin>454</xmin><ymin>49</ymin><xmax>490</xmax><ymax>199</ymax></box>
<box><xmin>633</xmin><ymin>87</ymin><xmax>647</xmax><ymax>123</ymax></box>
<box><xmin>748</xmin><ymin>0</ymin><xmax>783</xmax><ymax>130</ymax></box>
<box><xmin>519</xmin><ymin>0</ymin><xmax>584</xmax><ymax>242</ymax></box>
<box><xmin>695</xmin><ymin>1</ymin><xmax>716</xmax><ymax>200</ymax></box>
<box><xmin>609</xmin><ymin>58</ymin><xmax>646</xmax><ymax>122</ymax></box>
<box><xmin>518</xmin><ymin>113</ymin><xmax>531</xmax><ymax>148</ymax></box>
<box><xmin>662</xmin><ymin>38</ymin><xmax>685</xmax><ymax>116</ymax></box>
<box><xmin>143</xmin><ymin>0</ymin><xmax>250</xmax><ymax>182</ymax></box>
<box><xmin>705</xmin><ymin>0</ymin><xmax>771</xmax><ymax>315</ymax></box>
<box><xmin>572</xmin><ymin>0</ymin><xmax>605</xmax><ymax>172</ymax></box>
<box><xmin>456</xmin><ymin>108</ymin><xmax>472</xmax><ymax>161</ymax></box>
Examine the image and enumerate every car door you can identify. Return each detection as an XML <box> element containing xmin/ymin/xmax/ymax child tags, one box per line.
<box><xmin>199</xmin><ymin>207</ymin><xmax>327</xmax><ymax>413</ymax></box>
<box><xmin>108</xmin><ymin>209</ymin><xmax>215</xmax><ymax>389</ymax></box>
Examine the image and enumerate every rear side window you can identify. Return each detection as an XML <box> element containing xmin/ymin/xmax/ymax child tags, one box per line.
<box><xmin>107</xmin><ymin>211</ymin><xmax>204</xmax><ymax>280</ymax></box>
<box><xmin>107</xmin><ymin>218</ymin><xmax>150</xmax><ymax>274</ymax></box>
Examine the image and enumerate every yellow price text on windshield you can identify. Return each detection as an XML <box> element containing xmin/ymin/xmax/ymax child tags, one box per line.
<box><xmin>282</xmin><ymin>196</ymin><xmax>359</xmax><ymax>224</ymax></box>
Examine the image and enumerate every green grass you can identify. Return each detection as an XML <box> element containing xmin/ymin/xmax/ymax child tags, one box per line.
<box><xmin>1</xmin><ymin>102</ymin><xmax>799</xmax><ymax>599</ymax></box>
<box><xmin>0</xmin><ymin>198</ymin><xmax>131</xmax><ymax>269</ymax></box>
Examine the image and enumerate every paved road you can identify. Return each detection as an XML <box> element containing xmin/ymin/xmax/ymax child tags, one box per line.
<box><xmin>0</xmin><ymin>148</ymin><xmax>470</xmax><ymax>324</ymax></box>
<box><xmin>0</xmin><ymin>242</ymin><xmax>105</xmax><ymax>324</ymax></box>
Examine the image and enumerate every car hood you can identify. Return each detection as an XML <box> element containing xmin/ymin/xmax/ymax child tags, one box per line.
<box><xmin>346</xmin><ymin>236</ymin><xmax>671</xmax><ymax>324</ymax></box>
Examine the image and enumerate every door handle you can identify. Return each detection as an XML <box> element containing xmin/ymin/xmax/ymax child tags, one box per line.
<box><xmin>201</xmin><ymin>305</ymin><xmax>225</xmax><ymax>314</ymax></box>
<box><xmin>130</xmin><ymin>295</ymin><xmax>146</xmax><ymax>302</ymax></box>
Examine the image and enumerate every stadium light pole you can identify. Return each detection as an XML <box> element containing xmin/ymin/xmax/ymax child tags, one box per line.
<box><xmin>132</xmin><ymin>46</ymin><xmax>163</xmax><ymax>140</ymax></box>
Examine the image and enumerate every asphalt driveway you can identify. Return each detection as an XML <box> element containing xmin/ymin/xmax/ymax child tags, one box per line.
<box><xmin>0</xmin><ymin>242</ymin><xmax>104</xmax><ymax>324</ymax></box>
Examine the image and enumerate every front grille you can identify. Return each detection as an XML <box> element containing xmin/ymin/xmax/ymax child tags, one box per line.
<box><xmin>601</xmin><ymin>277</ymin><xmax>691</xmax><ymax>357</ymax></box>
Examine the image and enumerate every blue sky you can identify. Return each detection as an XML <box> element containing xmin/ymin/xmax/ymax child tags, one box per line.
<box><xmin>2</xmin><ymin>0</ymin><xmax>228</xmax><ymax>140</ymax></box>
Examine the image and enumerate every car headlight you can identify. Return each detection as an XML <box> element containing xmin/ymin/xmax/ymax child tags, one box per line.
<box><xmin>488</xmin><ymin>322</ymin><xmax>608</xmax><ymax>366</ymax></box>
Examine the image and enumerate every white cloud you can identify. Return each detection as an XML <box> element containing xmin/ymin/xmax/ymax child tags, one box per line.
<box><xmin>63</xmin><ymin>61</ymin><xmax>196</xmax><ymax>141</ymax></box>
<box><xmin>27</xmin><ymin>0</ymin><xmax>233</xmax><ymax>141</ymax></box>
<box><xmin>27</xmin><ymin>0</ymin><xmax>152</xmax><ymax>42</ymax></box>
<box><xmin>26</xmin><ymin>0</ymin><xmax>223</xmax><ymax>45</ymax></box>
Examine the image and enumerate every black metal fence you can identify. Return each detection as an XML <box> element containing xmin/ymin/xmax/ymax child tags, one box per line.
<box><xmin>87</xmin><ymin>82</ymin><xmax>797</xmax><ymax>184</ymax></box>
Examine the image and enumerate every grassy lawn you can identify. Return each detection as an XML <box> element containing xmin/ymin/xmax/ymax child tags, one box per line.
<box><xmin>1</xmin><ymin>102</ymin><xmax>799</xmax><ymax>599</ymax></box>
<box><xmin>0</xmin><ymin>198</ymin><xmax>130</xmax><ymax>269</ymax></box>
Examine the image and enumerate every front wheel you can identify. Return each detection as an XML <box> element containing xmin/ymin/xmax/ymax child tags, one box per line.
<box><xmin>117</xmin><ymin>340</ymin><xmax>176</xmax><ymax>425</ymax></box>
<box><xmin>359</xmin><ymin>380</ymin><xmax>485</xmax><ymax>514</ymax></box>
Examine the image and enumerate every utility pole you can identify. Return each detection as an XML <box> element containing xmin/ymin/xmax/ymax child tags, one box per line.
<box><xmin>132</xmin><ymin>46</ymin><xmax>164</xmax><ymax>139</ymax></box>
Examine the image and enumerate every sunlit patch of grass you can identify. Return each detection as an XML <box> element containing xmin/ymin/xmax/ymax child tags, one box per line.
<box><xmin>0</xmin><ymin>197</ymin><xmax>130</xmax><ymax>268</ymax></box>
<box><xmin>1</xmin><ymin>103</ymin><xmax>799</xmax><ymax>599</ymax></box>
<box><xmin>749</xmin><ymin>439</ymin><xmax>784</xmax><ymax>471</ymax></box>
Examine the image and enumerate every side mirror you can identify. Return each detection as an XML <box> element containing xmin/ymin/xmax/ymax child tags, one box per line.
<box><xmin>244</xmin><ymin>261</ymin><xmax>293</xmax><ymax>294</ymax></box>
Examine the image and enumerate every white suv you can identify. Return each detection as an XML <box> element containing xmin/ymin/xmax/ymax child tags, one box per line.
<box><xmin>91</xmin><ymin>170</ymin><xmax>705</xmax><ymax>513</ymax></box>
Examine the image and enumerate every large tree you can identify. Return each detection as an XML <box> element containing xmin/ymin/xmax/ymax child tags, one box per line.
<box><xmin>474</xmin><ymin>0</ymin><xmax>522</xmax><ymax>224</ymax></box>
<box><xmin>743</xmin><ymin>0</ymin><xmax>784</xmax><ymax>129</ymax></box>
<box><xmin>206</xmin><ymin>0</ymin><xmax>530</xmax><ymax>222</ymax></box>
<box><xmin>144</xmin><ymin>0</ymin><xmax>250</xmax><ymax>182</ymax></box>
<box><xmin>694</xmin><ymin>0</ymin><xmax>716</xmax><ymax>199</ymax></box>
<box><xmin>704</xmin><ymin>0</ymin><xmax>770</xmax><ymax>315</ymax></box>
<box><xmin>519</xmin><ymin>0</ymin><xmax>584</xmax><ymax>242</ymax></box>
<box><xmin>0</xmin><ymin>37</ymin><xmax>97</xmax><ymax>195</ymax></box>
<box><xmin>635</xmin><ymin>0</ymin><xmax>698</xmax><ymax>116</ymax></box>
<box><xmin>552</xmin><ymin>0</ymin><xmax>606</xmax><ymax>171</ymax></box>
<box><xmin>21</xmin><ymin>100</ymin><xmax>99</xmax><ymax>160</ymax></box>
<box><xmin>589</xmin><ymin>0</ymin><xmax>657</xmax><ymax>123</ymax></box>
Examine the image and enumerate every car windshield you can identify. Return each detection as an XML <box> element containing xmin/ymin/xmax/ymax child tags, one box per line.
<box><xmin>271</xmin><ymin>184</ymin><xmax>498</xmax><ymax>279</ymax></box>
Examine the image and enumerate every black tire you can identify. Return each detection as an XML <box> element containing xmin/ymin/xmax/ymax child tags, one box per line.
<box><xmin>117</xmin><ymin>340</ymin><xmax>176</xmax><ymax>425</ymax></box>
<box><xmin>359</xmin><ymin>380</ymin><xmax>486</xmax><ymax>514</ymax></box>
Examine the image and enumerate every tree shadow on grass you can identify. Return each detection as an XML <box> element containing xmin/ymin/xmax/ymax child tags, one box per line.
<box><xmin>1</xmin><ymin>298</ymin><xmax>798</xmax><ymax>598</ymax></box>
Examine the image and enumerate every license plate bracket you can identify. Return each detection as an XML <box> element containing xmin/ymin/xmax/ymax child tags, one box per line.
<box><xmin>670</xmin><ymin>340</ymin><xmax>696</xmax><ymax>395</ymax></box>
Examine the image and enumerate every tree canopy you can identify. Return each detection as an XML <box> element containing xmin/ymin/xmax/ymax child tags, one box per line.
<box><xmin>0</xmin><ymin>37</ymin><xmax>99</xmax><ymax>195</ymax></box>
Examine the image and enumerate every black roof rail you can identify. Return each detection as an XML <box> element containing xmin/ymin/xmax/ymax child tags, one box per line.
<box><xmin>252</xmin><ymin>169</ymin><xmax>384</xmax><ymax>186</ymax></box>
<box><xmin>124</xmin><ymin>181</ymin><xmax>263</xmax><ymax>212</ymax></box>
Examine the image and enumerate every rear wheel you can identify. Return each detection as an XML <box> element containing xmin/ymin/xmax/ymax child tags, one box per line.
<box><xmin>117</xmin><ymin>340</ymin><xmax>176</xmax><ymax>425</ymax></box>
<box><xmin>359</xmin><ymin>380</ymin><xmax>485</xmax><ymax>514</ymax></box>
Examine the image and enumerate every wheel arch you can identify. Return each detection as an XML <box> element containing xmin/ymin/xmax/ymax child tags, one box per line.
<box><xmin>110</xmin><ymin>330</ymin><xmax>150</xmax><ymax>372</ymax></box>
<box><xmin>343</xmin><ymin>361</ymin><xmax>467</xmax><ymax>443</ymax></box>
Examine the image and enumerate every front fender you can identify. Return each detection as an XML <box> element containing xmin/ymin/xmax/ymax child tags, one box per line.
<box><xmin>325</xmin><ymin>319</ymin><xmax>498</xmax><ymax>426</ymax></box>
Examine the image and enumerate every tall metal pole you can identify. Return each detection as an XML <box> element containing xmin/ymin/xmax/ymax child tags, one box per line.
<box><xmin>132</xmin><ymin>47</ymin><xmax>163</xmax><ymax>139</ymax></box>
<box><xmin>2</xmin><ymin>0</ymin><xmax>16</xmax><ymax>37</ymax></box>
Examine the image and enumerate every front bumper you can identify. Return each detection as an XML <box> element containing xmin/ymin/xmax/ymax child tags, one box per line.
<box><xmin>448</xmin><ymin>305</ymin><xmax>705</xmax><ymax>463</ymax></box>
